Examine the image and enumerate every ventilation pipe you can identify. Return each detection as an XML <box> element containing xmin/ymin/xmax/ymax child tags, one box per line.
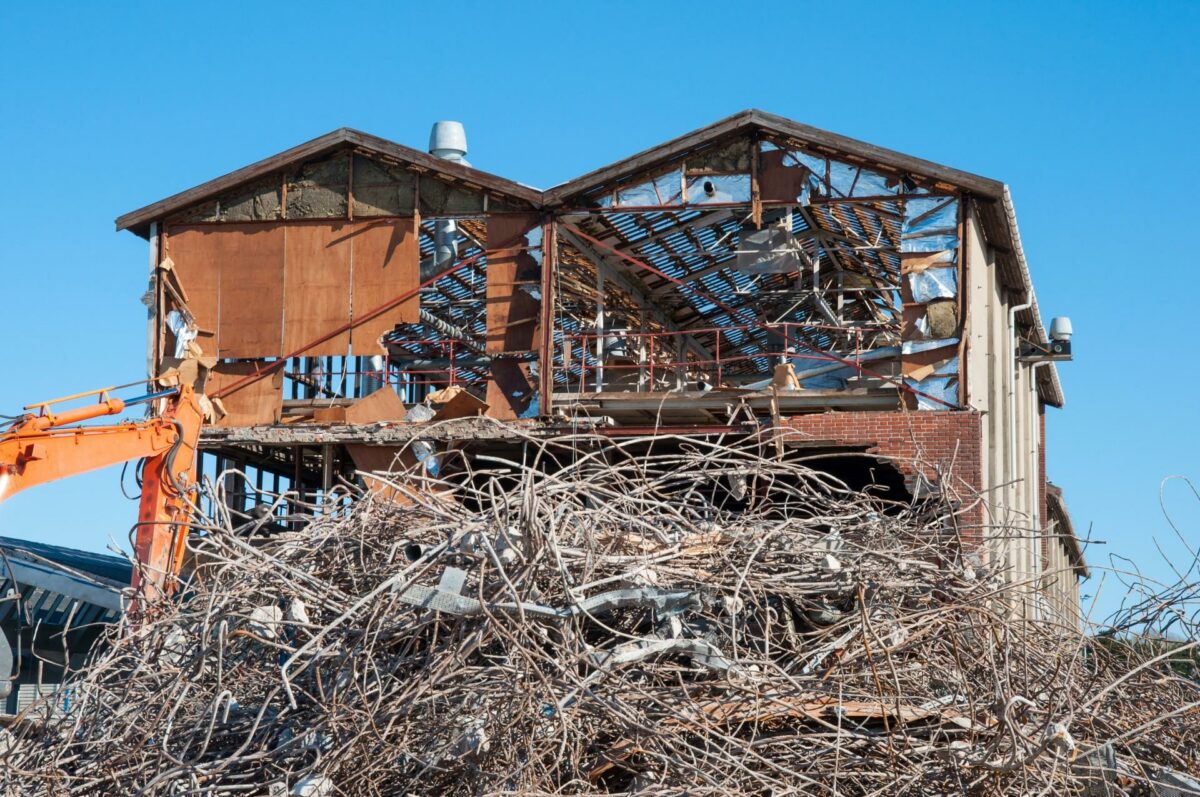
<box><xmin>429</xmin><ymin>120</ymin><xmax>468</xmax><ymax>163</ymax></box>
<box><xmin>361</xmin><ymin>354</ymin><xmax>387</xmax><ymax>395</ymax></box>
<box><xmin>364</xmin><ymin>123</ymin><xmax>473</xmax><ymax>396</ymax></box>
<box><xmin>416</xmin><ymin>309</ymin><xmax>487</xmax><ymax>356</ymax></box>
<box><xmin>428</xmin><ymin>122</ymin><xmax>469</xmax><ymax>276</ymax></box>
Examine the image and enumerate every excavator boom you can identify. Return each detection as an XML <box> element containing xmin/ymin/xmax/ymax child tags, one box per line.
<box><xmin>0</xmin><ymin>385</ymin><xmax>203</xmax><ymax>602</ymax></box>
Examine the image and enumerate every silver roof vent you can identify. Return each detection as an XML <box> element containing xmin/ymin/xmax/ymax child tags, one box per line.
<box><xmin>427</xmin><ymin>121</ymin><xmax>469</xmax><ymax>280</ymax></box>
<box><xmin>428</xmin><ymin>121</ymin><xmax>469</xmax><ymax>165</ymax></box>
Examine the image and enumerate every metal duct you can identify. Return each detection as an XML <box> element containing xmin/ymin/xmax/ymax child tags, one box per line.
<box><xmin>428</xmin><ymin>122</ymin><xmax>469</xmax><ymax>274</ymax></box>
<box><xmin>418</xmin><ymin>308</ymin><xmax>486</xmax><ymax>355</ymax></box>
<box><xmin>361</xmin><ymin>354</ymin><xmax>387</xmax><ymax>395</ymax></box>
<box><xmin>416</xmin><ymin>122</ymin><xmax>487</xmax><ymax>355</ymax></box>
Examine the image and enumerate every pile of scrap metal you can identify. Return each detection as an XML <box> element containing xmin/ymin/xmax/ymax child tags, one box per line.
<box><xmin>0</xmin><ymin>433</ymin><xmax>1196</xmax><ymax>795</ymax></box>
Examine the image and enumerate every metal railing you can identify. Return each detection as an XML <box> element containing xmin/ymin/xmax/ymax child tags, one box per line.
<box><xmin>553</xmin><ymin>321</ymin><xmax>891</xmax><ymax>393</ymax></box>
<box><xmin>285</xmin><ymin>340</ymin><xmax>489</xmax><ymax>405</ymax></box>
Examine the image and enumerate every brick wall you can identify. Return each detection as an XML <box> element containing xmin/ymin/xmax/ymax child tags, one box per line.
<box><xmin>777</xmin><ymin>410</ymin><xmax>984</xmax><ymax>544</ymax></box>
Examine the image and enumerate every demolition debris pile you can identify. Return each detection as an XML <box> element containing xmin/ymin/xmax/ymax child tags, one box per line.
<box><xmin>2</xmin><ymin>434</ymin><xmax>1198</xmax><ymax>795</ymax></box>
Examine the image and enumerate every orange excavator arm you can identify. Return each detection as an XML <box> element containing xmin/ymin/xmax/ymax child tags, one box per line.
<box><xmin>0</xmin><ymin>384</ymin><xmax>203</xmax><ymax>602</ymax></box>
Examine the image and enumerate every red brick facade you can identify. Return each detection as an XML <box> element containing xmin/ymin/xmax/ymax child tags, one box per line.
<box><xmin>777</xmin><ymin>410</ymin><xmax>984</xmax><ymax>543</ymax></box>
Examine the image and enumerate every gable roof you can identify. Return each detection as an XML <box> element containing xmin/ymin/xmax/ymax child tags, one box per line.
<box><xmin>114</xmin><ymin>112</ymin><xmax>1063</xmax><ymax>406</ymax></box>
<box><xmin>535</xmin><ymin>109</ymin><xmax>1063</xmax><ymax>406</ymax></box>
<box><xmin>116</xmin><ymin>110</ymin><xmax>1011</xmax><ymax>238</ymax></box>
<box><xmin>115</xmin><ymin>127</ymin><xmax>543</xmax><ymax>238</ymax></box>
<box><xmin>543</xmin><ymin>108</ymin><xmax>1006</xmax><ymax>205</ymax></box>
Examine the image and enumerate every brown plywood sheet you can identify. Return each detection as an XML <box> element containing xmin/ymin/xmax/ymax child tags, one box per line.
<box><xmin>211</xmin><ymin>224</ymin><xmax>285</xmax><ymax>358</ymax></box>
<box><xmin>900</xmin><ymin>250</ymin><xmax>954</xmax><ymax>274</ymax></box>
<box><xmin>485</xmin><ymin>214</ymin><xmax>542</xmax><ymax>354</ymax></box>
<box><xmin>312</xmin><ymin>407</ymin><xmax>348</xmax><ymax>423</ymax></box>
<box><xmin>485</xmin><ymin>360</ymin><xmax>535</xmax><ymax>420</ymax></box>
<box><xmin>206</xmin><ymin>362</ymin><xmax>283</xmax><ymax>427</ymax></box>
<box><xmin>901</xmin><ymin>344</ymin><xmax>957</xmax><ymax>380</ymax></box>
<box><xmin>759</xmin><ymin>149</ymin><xmax>809</xmax><ymax>203</ymax></box>
<box><xmin>345</xmin><ymin>445</ymin><xmax>410</xmax><ymax>473</ymax></box>
<box><xmin>164</xmin><ymin>225</ymin><xmax>222</xmax><ymax>350</ymax></box>
<box><xmin>345</xmin><ymin>386</ymin><xmax>408</xmax><ymax>425</ymax></box>
<box><xmin>432</xmin><ymin>388</ymin><xmax>487</xmax><ymax>421</ymax></box>
<box><xmin>345</xmin><ymin>445</ymin><xmax>419</xmax><ymax>505</ymax></box>
<box><xmin>350</xmin><ymin>218</ymin><xmax>419</xmax><ymax>352</ymax></box>
<box><xmin>283</xmin><ymin>221</ymin><xmax>352</xmax><ymax>355</ymax></box>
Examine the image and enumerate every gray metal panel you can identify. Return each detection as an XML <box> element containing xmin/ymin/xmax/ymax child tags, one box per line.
<box><xmin>0</xmin><ymin>537</ymin><xmax>131</xmax><ymax>586</ymax></box>
<box><xmin>0</xmin><ymin>558</ymin><xmax>124</xmax><ymax>613</ymax></box>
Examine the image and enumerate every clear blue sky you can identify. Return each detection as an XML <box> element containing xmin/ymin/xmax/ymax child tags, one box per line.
<box><xmin>0</xmin><ymin>2</ymin><xmax>1196</xmax><ymax>622</ymax></box>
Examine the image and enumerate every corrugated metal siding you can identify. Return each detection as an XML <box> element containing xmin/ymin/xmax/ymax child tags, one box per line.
<box><xmin>14</xmin><ymin>682</ymin><xmax>69</xmax><ymax>718</ymax></box>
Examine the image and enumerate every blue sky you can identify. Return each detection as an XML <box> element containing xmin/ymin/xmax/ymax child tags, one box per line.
<box><xmin>0</xmin><ymin>1</ymin><xmax>1196</xmax><ymax>622</ymax></box>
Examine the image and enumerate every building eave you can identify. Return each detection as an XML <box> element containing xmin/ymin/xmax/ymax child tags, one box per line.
<box><xmin>543</xmin><ymin>108</ymin><xmax>1007</xmax><ymax>207</ymax></box>
<box><xmin>115</xmin><ymin>127</ymin><xmax>543</xmax><ymax>239</ymax></box>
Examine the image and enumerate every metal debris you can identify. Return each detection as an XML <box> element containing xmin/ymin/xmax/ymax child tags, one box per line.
<box><xmin>0</xmin><ymin>433</ymin><xmax>1196</xmax><ymax>795</ymax></box>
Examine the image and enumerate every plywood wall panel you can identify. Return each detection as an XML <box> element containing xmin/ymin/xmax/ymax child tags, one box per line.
<box><xmin>485</xmin><ymin>214</ymin><xmax>541</xmax><ymax>354</ymax></box>
<box><xmin>486</xmin><ymin>360</ymin><xmax>536</xmax><ymax>420</ymax></box>
<box><xmin>166</xmin><ymin>219</ymin><xmax>422</xmax><ymax>366</ymax></box>
<box><xmin>345</xmin><ymin>445</ymin><xmax>418</xmax><ymax>505</ymax></box>
<box><xmin>759</xmin><ymin>149</ymin><xmax>809</xmax><ymax>203</ymax></box>
<box><xmin>206</xmin><ymin>361</ymin><xmax>283</xmax><ymax>427</ymax></box>
<box><xmin>164</xmin><ymin>225</ymin><xmax>222</xmax><ymax>351</ymax></box>
<box><xmin>215</xmin><ymin>224</ymin><xmax>284</xmax><ymax>358</ymax></box>
<box><xmin>283</xmin><ymin>221</ymin><xmax>352</xmax><ymax>355</ymax></box>
<box><xmin>344</xmin><ymin>386</ymin><xmax>408</xmax><ymax>424</ymax></box>
<box><xmin>350</xmin><ymin>218</ymin><xmax>419</xmax><ymax>352</ymax></box>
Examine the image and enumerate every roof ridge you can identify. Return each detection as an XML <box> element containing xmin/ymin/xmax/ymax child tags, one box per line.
<box><xmin>115</xmin><ymin>127</ymin><xmax>542</xmax><ymax>237</ymax></box>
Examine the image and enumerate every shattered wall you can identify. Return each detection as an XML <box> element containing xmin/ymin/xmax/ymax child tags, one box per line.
<box><xmin>144</xmin><ymin>131</ymin><xmax>979</xmax><ymax>426</ymax></box>
<box><xmin>150</xmin><ymin>146</ymin><xmax>543</xmax><ymax>428</ymax></box>
<box><xmin>549</xmin><ymin>132</ymin><xmax>964</xmax><ymax>410</ymax></box>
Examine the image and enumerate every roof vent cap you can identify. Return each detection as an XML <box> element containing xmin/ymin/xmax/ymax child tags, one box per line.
<box><xmin>428</xmin><ymin>121</ymin><xmax>468</xmax><ymax>165</ymax></box>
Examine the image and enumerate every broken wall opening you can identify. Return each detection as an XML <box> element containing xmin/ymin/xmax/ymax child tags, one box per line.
<box><xmin>151</xmin><ymin>146</ymin><xmax>543</xmax><ymax>427</ymax></box>
<box><xmin>549</xmin><ymin>132</ymin><xmax>963</xmax><ymax>415</ymax></box>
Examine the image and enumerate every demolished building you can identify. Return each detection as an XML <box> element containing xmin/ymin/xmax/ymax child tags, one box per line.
<box><xmin>115</xmin><ymin>109</ymin><xmax>1084</xmax><ymax>619</ymax></box>
<box><xmin>0</xmin><ymin>536</ymin><xmax>128</xmax><ymax>717</ymax></box>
